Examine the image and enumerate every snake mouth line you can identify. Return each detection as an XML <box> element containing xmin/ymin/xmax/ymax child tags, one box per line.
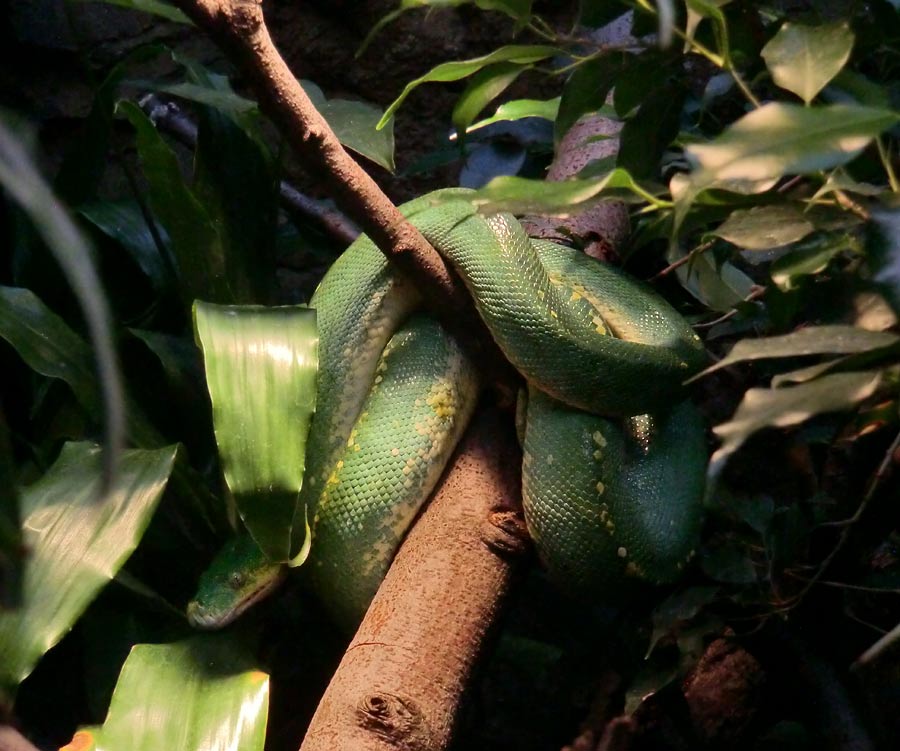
<box><xmin>187</xmin><ymin>567</ymin><xmax>289</xmax><ymax>630</ymax></box>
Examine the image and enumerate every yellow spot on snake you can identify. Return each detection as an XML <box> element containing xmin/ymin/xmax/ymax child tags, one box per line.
<box><xmin>625</xmin><ymin>562</ymin><xmax>644</xmax><ymax>578</ymax></box>
<box><xmin>391</xmin><ymin>448</ymin><xmax>400</xmax><ymax>456</ymax></box>
<box><xmin>374</xmin><ymin>375</ymin><xmax>383</xmax><ymax>384</ymax></box>
<box><xmin>596</xmin><ymin>481</ymin><xmax>605</xmax><ymax>494</ymax></box>
<box><xmin>570</xmin><ymin>291</ymin><xmax>582</xmax><ymax>302</ymax></box>
<box><xmin>592</xmin><ymin>431</ymin><xmax>607</xmax><ymax>447</ymax></box>
<box><xmin>547</xmin><ymin>455</ymin><xmax>554</xmax><ymax>465</ymax></box>
<box><xmin>550</xmin><ymin>310</ymin><xmax>558</xmax><ymax>319</ymax></box>
<box><xmin>593</xmin><ymin>450</ymin><xmax>602</xmax><ymax>460</ymax></box>
<box><xmin>617</xmin><ymin>546</ymin><xmax>628</xmax><ymax>558</ymax></box>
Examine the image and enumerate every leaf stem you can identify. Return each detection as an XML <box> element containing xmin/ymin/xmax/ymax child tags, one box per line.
<box><xmin>877</xmin><ymin>136</ymin><xmax>900</xmax><ymax>192</ymax></box>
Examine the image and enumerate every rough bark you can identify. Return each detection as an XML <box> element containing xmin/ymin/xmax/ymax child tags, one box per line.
<box><xmin>299</xmin><ymin>410</ymin><xmax>528</xmax><ymax>751</ymax></box>
<box><xmin>171</xmin><ymin>0</ymin><xmax>511</xmax><ymax>381</ymax></box>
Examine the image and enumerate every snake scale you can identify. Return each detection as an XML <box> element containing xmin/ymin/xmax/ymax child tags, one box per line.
<box><xmin>187</xmin><ymin>189</ymin><xmax>708</xmax><ymax>631</ymax></box>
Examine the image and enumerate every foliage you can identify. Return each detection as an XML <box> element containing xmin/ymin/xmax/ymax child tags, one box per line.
<box><xmin>3</xmin><ymin>0</ymin><xmax>900</xmax><ymax>748</ymax></box>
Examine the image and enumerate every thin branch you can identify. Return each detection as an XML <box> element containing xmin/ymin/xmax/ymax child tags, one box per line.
<box><xmin>139</xmin><ymin>94</ymin><xmax>360</xmax><ymax>245</ymax></box>
<box><xmin>170</xmin><ymin>0</ymin><xmax>511</xmax><ymax>380</ymax></box>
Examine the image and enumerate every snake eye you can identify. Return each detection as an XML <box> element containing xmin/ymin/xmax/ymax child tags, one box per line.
<box><xmin>228</xmin><ymin>571</ymin><xmax>246</xmax><ymax>589</ymax></box>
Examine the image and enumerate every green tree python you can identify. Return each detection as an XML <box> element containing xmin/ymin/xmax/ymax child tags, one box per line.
<box><xmin>187</xmin><ymin>189</ymin><xmax>708</xmax><ymax>632</ymax></box>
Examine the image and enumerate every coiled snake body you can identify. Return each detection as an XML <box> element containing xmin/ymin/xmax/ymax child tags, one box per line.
<box><xmin>188</xmin><ymin>190</ymin><xmax>708</xmax><ymax>631</ymax></box>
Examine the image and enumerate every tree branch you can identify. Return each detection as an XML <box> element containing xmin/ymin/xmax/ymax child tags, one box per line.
<box><xmin>299</xmin><ymin>410</ymin><xmax>528</xmax><ymax>751</ymax></box>
<box><xmin>170</xmin><ymin>0</ymin><xmax>511</xmax><ymax>379</ymax></box>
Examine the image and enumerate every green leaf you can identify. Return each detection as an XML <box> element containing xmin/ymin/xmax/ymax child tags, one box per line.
<box><xmin>300</xmin><ymin>81</ymin><xmax>395</xmax><ymax>171</ymax></box>
<box><xmin>0</xmin><ymin>287</ymin><xmax>164</xmax><ymax>448</ymax></box>
<box><xmin>65</xmin><ymin>635</ymin><xmax>268</xmax><ymax>751</ymax></box>
<box><xmin>714</xmin><ymin>205</ymin><xmax>815</xmax><ymax>250</ymax></box>
<box><xmin>465</xmin><ymin>97</ymin><xmax>559</xmax><ymax>135</ymax></box>
<box><xmin>79</xmin><ymin>200</ymin><xmax>170</xmax><ymax>292</ymax></box>
<box><xmin>117</xmin><ymin>100</ymin><xmax>233</xmax><ymax>305</ymax></box>
<box><xmin>710</xmin><ymin>371</ymin><xmax>882</xmax><ymax>477</ymax></box>
<box><xmin>452</xmin><ymin>62</ymin><xmax>528</xmax><ymax>140</ymax></box>
<box><xmin>770</xmin><ymin>232</ymin><xmax>858</xmax><ymax>291</ymax></box>
<box><xmin>692</xmin><ymin>325</ymin><xmax>899</xmax><ymax>380</ymax></box>
<box><xmin>0</xmin><ymin>442</ymin><xmax>177</xmax><ymax>695</ymax></box>
<box><xmin>74</xmin><ymin>0</ymin><xmax>191</xmax><ymax>23</ymax></box>
<box><xmin>193</xmin><ymin>302</ymin><xmax>317</xmax><ymax>562</ymax></box>
<box><xmin>377</xmin><ymin>45</ymin><xmax>560</xmax><ymax>128</ymax></box>
<box><xmin>649</xmin><ymin>585</ymin><xmax>720</xmax><ymax>655</ymax></box>
<box><xmin>685</xmin><ymin>0</ymin><xmax>732</xmax><ymax>64</ymax></box>
<box><xmin>555</xmin><ymin>54</ymin><xmax>623</xmax><ymax>143</ymax></box>
<box><xmin>468</xmin><ymin>169</ymin><xmax>666</xmax><ymax>215</ymax></box>
<box><xmin>0</xmin><ymin>286</ymin><xmax>102</xmax><ymax>415</ymax></box>
<box><xmin>668</xmin><ymin>250</ymin><xmax>756</xmax><ymax>312</ymax></box>
<box><xmin>678</xmin><ymin>103</ymin><xmax>899</xmax><ymax>222</ymax></box>
<box><xmin>0</xmin><ymin>117</ymin><xmax>124</xmax><ymax>484</ymax></box>
<box><xmin>761</xmin><ymin>22</ymin><xmax>855</xmax><ymax>104</ymax></box>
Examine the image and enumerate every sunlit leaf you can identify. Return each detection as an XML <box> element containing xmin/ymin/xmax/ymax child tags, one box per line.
<box><xmin>714</xmin><ymin>205</ymin><xmax>815</xmax><ymax>250</ymax></box>
<box><xmin>194</xmin><ymin>302</ymin><xmax>317</xmax><ymax>561</ymax></box>
<box><xmin>377</xmin><ymin>45</ymin><xmax>560</xmax><ymax>128</ymax></box>
<box><xmin>468</xmin><ymin>169</ymin><xmax>666</xmax><ymax>215</ymax></box>
<box><xmin>63</xmin><ymin>635</ymin><xmax>268</xmax><ymax>751</ymax></box>
<box><xmin>302</xmin><ymin>82</ymin><xmax>395</xmax><ymax>172</ymax></box>
<box><xmin>0</xmin><ymin>442</ymin><xmax>177</xmax><ymax>695</ymax></box>
<box><xmin>692</xmin><ymin>325</ymin><xmax>898</xmax><ymax>380</ymax></box>
<box><xmin>465</xmin><ymin>97</ymin><xmax>559</xmax><ymax>135</ymax></box>
<box><xmin>452</xmin><ymin>62</ymin><xmax>528</xmax><ymax>140</ymax></box>
<box><xmin>678</xmin><ymin>103</ymin><xmax>898</xmax><ymax>221</ymax></box>
<box><xmin>761</xmin><ymin>22</ymin><xmax>854</xmax><ymax>104</ymax></box>
<box><xmin>709</xmin><ymin>371</ymin><xmax>882</xmax><ymax>478</ymax></box>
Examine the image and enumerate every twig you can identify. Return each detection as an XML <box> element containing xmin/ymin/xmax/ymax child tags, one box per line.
<box><xmin>139</xmin><ymin>94</ymin><xmax>360</xmax><ymax>246</ymax></box>
<box><xmin>649</xmin><ymin>239</ymin><xmax>715</xmax><ymax>282</ymax></box>
<box><xmin>790</xmin><ymin>428</ymin><xmax>900</xmax><ymax>606</ymax></box>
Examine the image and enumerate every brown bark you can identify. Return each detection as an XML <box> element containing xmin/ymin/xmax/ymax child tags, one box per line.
<box><xmin>299</xmin><ymin>410</ymin><xmax>528</xmax><ymax>751</ymax></box>
<box><xmin>170</xmin><ymin>0</ymin><xmax>511</xmax><ymax>380</ymax></box>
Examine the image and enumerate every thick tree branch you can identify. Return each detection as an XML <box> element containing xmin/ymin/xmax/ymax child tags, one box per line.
<box><xmin>171</xmin><ymin>0</ymin><xmax>511</xmax><ymax>378</ymax></box>
<box><xmin>299</xmin><ymin>411</ymin><xmax>528</xmax><ymax>751</ymax></box>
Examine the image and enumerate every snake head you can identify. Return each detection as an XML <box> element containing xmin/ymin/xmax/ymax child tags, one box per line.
<box><xmin>187</xmin><ymin>534</ymin><xmax>288</xmax><ymax>630</ymax></box>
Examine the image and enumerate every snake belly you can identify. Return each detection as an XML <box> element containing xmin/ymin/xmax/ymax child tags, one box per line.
<box><xmin>188</xmin><ymin>190</ymin><xmax>708</xmax><ymax>630</ymax></box>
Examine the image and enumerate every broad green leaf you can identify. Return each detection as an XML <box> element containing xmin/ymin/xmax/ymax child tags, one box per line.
<box><xmin>709</xmin><ymin>371</ymin><xmax>882</xmax><ymax>477</ymax></box>
<box><xmin>617</xmin><ymin>81</ymin><xmax>686</xmax><ymax>178</ymax></box>
<box><xmin>770</xmin><ymin>232</ymin><xmax>858</xmax><ymax>291</ymax></box>
<box><xmin>0</xmin><ymin>442</ymin><xmax>177</xmax><ymax>694</ymax></box>
<box><xmin>194</xmin><ymin>302</ymin><xmax>317</xmax><ymax>562</ymax></box>
<box><xmin>117</xmin><ymin>100</ymin><xmax>232</xmax><ymax>305</ymax></box>
<box><xmin>452</xmin><ymin>62</ymin><xmax>528</xmax><ymax>140</ymax></box>
<box><xmin>0</xmin><ymin>287</ymin><xmax>101</xmax><ymax>415</ymax></box>
<box><xmin>75</xmin><ymin>0</ymin><xmax>190</xmax><ymax>23</ymax></box>
<box><xmin>63</xmin><ymin>635</ymin><xmax>268</xmax><ymax>751</ymax></box>
<box><xmin>648</xmin><ymin>585</ymin><xmax>719</xmax><ymax>656</ymax></box>
<box><xmin>555</xmin><ymin>54</ymin><xmax>623</xmax><ymax>143</ymax></box>
<box><xmin>377</xmin><ymin>45</ymin><xmax>560</xmax><ymax>128</ymax></box>
<box><xmin>469</xmin><ymin>169</ymin><xmax>666</xmax><ymax>215</ymax></box>
<box><xmin>687</xmin><ymin>103</ymin><xmax>898</xmax><ymax>187</ymax></box>
<box><xmin>692</xmin><ymin>325</ymin><xmax>899</xmax><ymax>380</ymax></box>
<box><xmin>466</xmin><ymin>97</ymin><xmax>559</xmax><ymax>135</ymax></box>
<box><xmin>714</xmin><ymin>205</ymin><xmax>815</xmax><ymax>250</ymax></box>
<box><xmin>679</xmin><ymin>103</ymin><xmax>899</xmax><ymax>220</ymax></box>
<box><xmin>0</xmin><ymin>118</ymin><xmax>124</xmax><ymax>484</ymax></box>
<box><xmin>79</xmin><ymin>200</ymin><xmax>171</xmax><ymax>292</ymax></box>
<box><xmin>301</xmin><ymin>81</ymin><xmax>395</xmax><ymax>172</ymax></box>
<box><xmin>0</xmin><ymin>287</ymin><xmax>163</xmax><ymax>448</ymax></box>
<box><xmin>667</xmin><ymin>250</ymin><xmax>756</xmax><ymax>312</ymax></box>
<box><xmin>761</xmin><ymin>22</ymin><xmax>854</xmax><ymax>104</ymax></box>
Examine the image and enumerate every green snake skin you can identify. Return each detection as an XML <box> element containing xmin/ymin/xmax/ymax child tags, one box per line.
<box><xmin>187</xmin><ymin>190</ymin><xmax>708</xmax><ymax>631</ymax></box>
